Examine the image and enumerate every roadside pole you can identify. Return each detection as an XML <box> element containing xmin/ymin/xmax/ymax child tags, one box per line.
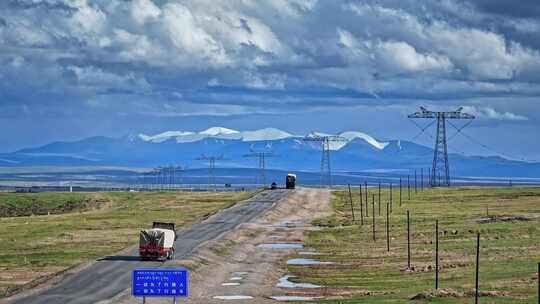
<box><xmin>359</xmin><ymin>185</ymin><xmax>364</xmax><ymax>225</ymax></box>
<box><xmin>386</xmin><ymin>202</ymin><xmax>390</xmax><ymax>252</ymax></box>
<box><xmin>372</xmin><ymin>194</ymin><xmax>376</xmax><ymax>241</ymax></box>
<box><xmin>435</xmin><ymin>220</ymin><xmax>439</xmax><ymax>290</ymax></box>
<box><xmin>389</xmin><ymin>183</ymin><xmax>393</xmax><ymax>213</ymax></box>
<box><xmin>399</xmin><ymin>178</ymin><xmax>402</xmax><ymax>207</ymax></box>
<box><xmin>475</xmin><ymin>232</ymin><xmax>480</xmax><ymax>304</ymax></box>
<box><xmin>348</xmin><ymin>184</ymin><xmax>355</xmax><ymax>222</ymax></box>
<box><xmin>407</xmin><ymin>210</ymin><xmax>411</xmax><ymax>269</ymax></box>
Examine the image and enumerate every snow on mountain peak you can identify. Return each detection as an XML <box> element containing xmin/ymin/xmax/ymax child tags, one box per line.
<box><xmin>339</xmin><ymin>131</ymin><xmax>389</xmax><ymax>150</ymax></box>
<box><xmin>199</xmin><ymin>127</ymin><xmax>239</xmax><ymax>136</ymax></box>
<box><xmin>138</xmin><ymin>131</ymin><xmax>194</xmax><ymax>143</ymax></box>
<box><xmin>242</xmin><ymin>128</ymin><xmax>293</xmax><ymax>141</ymax></box>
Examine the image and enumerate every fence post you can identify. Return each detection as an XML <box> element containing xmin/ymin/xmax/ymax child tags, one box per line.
<box><xmin>407</xmin><ymin>210</ymin><xmax>411</xmax><ymax>269</ymax></box>
<box><xmin>475</xmin><ymin>232</ymin><xmax>480</xmax><ymax>304</ymax></box>
<box><xmin>372</xmin><ymin>194</ymin><xmax>376</xmax><ymax>241</ymax></box>
<box><xmin>365</xmin><ymin>182</ymin><xmax>368</xmax><ymax>217</ymax></box>
<box><xmin>348</xmin><ymin>184</ymin><xmax>355</xmax><ymax>222</ymax></box>
<box><xmin>359</xmin><ymin>185</ymin><xmax>364</xmax><ymax>225</ymax></box>
<box><xmin>421</xmin><ymin>168</ymin><xmax>424</xmax><ymax>191</ymax></box>
<box><xmin>390</xmin><ymin>182</ymin><xmax>393</xmax><ymax>213</ymax></box>
<box><xmin>386</xmin><ymin>202</ymin><xmax>390</xmax><ymax>252</ymax></box>
<box><xmin>408</xmin><ymin>175</ymin><xmax>411</xmax><ymax>200</ymax></box>
<box><xmin>435</xmin><ymin>220</ymin><xmax>439</xmax><ymax>290</ymax></box>
<box><xmin>415</xmin><ymin>169</ymin><xmax>418</xmax><ymax>194</ymax></box>
<box><xmin>399</xmin><ymin>177</ymin><xmax>403</xmax><ymax>207</ymax></box>
<box><xmin>378</xmin><ymin>182</ymin><xmax>381</xmax><ymax>216</ymax></box>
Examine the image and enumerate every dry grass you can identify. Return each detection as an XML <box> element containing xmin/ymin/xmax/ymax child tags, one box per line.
<box><xmin>0</xmin><ymin>190</ymin><xmax>255</xmax><ymax>297</ymax></box>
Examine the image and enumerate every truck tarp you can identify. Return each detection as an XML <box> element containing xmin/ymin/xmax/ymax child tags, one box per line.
<box><xmin>139</xmin><ymin>229</ymin><xmax>165</xmax><ymax>248</ymax></box>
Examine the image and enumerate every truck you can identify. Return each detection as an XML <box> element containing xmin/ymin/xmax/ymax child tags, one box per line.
<box><xmin>285</xmin><ymin>173</ymin><xmax>296</xmax><ymax>189</ymax></box>
<box><xmin>139</xmin><ymin>222</ymin><xmax>177</xmax><ymax>260</ymax></box>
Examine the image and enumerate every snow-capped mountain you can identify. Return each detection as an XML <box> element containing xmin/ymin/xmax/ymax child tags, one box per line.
<box><xmin>137</xmin><ymin>127</ymin><xmax>387</xmax><ymax>150</ymax></box>
<box><xmin>1</xmin><ymin>127</ymin><xmax>538</xmax><ymax>177</ymax></box>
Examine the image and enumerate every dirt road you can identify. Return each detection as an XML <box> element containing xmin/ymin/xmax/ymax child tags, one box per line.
<box><xmin>113</xmin><ymin>187</ymin><xmax>331</xmax><ymax>303</ymax></box>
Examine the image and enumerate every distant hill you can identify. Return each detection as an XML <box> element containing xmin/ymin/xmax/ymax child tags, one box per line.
<box><xmin>0</xmin><ymin>127</ymin><xmax>538</xmax><ymax>178</ymax></box>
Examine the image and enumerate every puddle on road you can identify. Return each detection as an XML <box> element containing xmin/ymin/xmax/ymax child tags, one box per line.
<box><xmin>271</xmin><ymin>296</ymin><xmax>323</xmax><ymax>301</ymax></box>
<box><xmin>222</xmin><ymin>282</ymin><xmax>241</xmax><ymax>286</ymax></box>
<box><xmin>279</xmin><ymin>220</ymin><xmax>304</xmax><ymax>228</ymax></box>
<box><xmin>276</xmin><ymin>275</ymin><xmax>321</xmax><ymax>289</ymax></box>
<box><xmin>233</xmin><ymin>271</ymin><xmax>249</xmax><ymax>276</ymax></box>
<box><xmin>287</xmin><ymin>258</ymin><xmax>334</xmax><ymax>265</ymax></box>
<box><xmin>256</xmin><ymin>243</ymin><xmax>303</xmax><ymax>249</ymax></box>
<box><xmin>229</xmin><ymin>276</ymin><xmax>243</xmax><ymax>281</ymax></box>
<box><xmin>298</xmin><ymin>251</ymin><xmax>321</xmax><ymax>256</ymax></box>
<box><xmin>213</xmin><ymin>295</ymin><xmax>254</xmax><ymax>300</ymax></box>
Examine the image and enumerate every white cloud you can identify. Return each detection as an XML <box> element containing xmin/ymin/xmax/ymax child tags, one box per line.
<box><xmin>462</xmin><ymin>106</ymin><xmax>528</xmax><ymax>121</ymax></box>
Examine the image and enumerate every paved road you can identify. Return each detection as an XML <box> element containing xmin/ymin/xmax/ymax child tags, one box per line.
<box><xmin>10</xmin><ymin>190</ymin><xmax>288</xmax><ymax>304</ymax></box>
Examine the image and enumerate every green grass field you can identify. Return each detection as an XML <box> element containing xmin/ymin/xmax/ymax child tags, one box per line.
<box><xmin>289</xmin><ymin>187</ymin><xmax>540</xmax><ymax>303</ymax></box>
<box><xmin>0</xmin><ymin>190</ymin><xmax>255</xmax><ymax>297</ymax></box>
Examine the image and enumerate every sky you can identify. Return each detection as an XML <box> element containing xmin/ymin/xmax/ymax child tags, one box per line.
<box><xmin>0</xmin><ymin>0</ymin><xmax>539</xmax><ymax>160</ymax></box>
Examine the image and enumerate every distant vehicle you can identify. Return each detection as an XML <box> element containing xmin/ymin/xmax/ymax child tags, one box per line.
<box><xmin>285</xmin><ymin>174</ymin><xmax>296</xmax><ymax>189</ymax></box>
<box><xmin>270</xmin><ymin>182</ymin><xmax>277</xmax><ymax>190</ymax></box>
<box><xmin>139</xmin><ymin>222</ymin><xmax>177</xmax><ymax>260</ymax></box>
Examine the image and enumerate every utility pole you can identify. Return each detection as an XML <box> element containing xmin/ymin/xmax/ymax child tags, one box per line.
<box><xmin>303</xmin><ymin>134</ymin><xmax>347</xmax><ymax>188</ymax></box>
<box><xmin>196</xmin><ymin>154</ymin><xmax>224</xmax><ymax>191</ymax></box>
<box><xmin>244</xmin><ymin>149</ymin><xmax>274</xmax><ymax>187</ymax></box>
<box><xmin>408</xmin><ymin>107</ymin><xmax>475</xmax><ymax>187</ymax></box>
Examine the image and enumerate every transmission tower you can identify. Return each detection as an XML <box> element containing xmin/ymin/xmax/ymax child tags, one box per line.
<box><xmin>303</xmin><ymin>134</ymin><xmax>347</xmax><ymax>188</ymax></box>
<box><xmin>196</xmin><ymin>154</ymin><xmax>224</xmax><ymax>190</ymax></box>
<box><xmin>408</xmin><ymin>107</ymin><xmax>475</xmax><ymax>187</ymax></box>
<box><xmin>243</xmin><ymin>149</ymin><xmax>274</xmax><ymax>186</ymax></box>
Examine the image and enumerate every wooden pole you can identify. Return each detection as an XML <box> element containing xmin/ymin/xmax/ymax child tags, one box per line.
<box><xmin>435</xmin><ymin>220</ymin><xmax>439</xmax><ymax>290</ymax></box>
<box><xmin>386</xmin><ymin>202</ymin><xmax>390</xmax><ymax>252</ymax></box>
<box><xmin>378</xmin><ymin>182</ymin><xmax>381</xmax><ymax>216</ymax></box>
<box><xmin>408</xmin><ymin>175</ymin><xmax>411</xmax><ymax>200</ymax></box>
<box><xmin>390</xmin><ymin>183</ymin><xmax>393</xmax><ymax>213</ymax></box>
<box><xmin>475</xmin><ymin>232</ymin><xmax>480</xmax><ymax>304</ymax></box>
<box><xmin>407</xmin><ymin>210</ymin><xmax>411</xmax><ymax>269</ymax></box>
<box><xmin>372</xmin><ymin>194</ymin><xmax>376</xmax><ymax>241</ymax></box>
<box><xmin>365</xmin><ymin>182</ymin><xmax>368</xmax><ymax>217</ymax></box>
<box><xmin>348</xmin><ymin>184</ymin><xmax>355</xmax><ymax>222</ymax></box>
<box><xmin>359</xmin><ymin>185</ymin><xmax>364</xmax><ymax>225</ymax></box>
<box><xmin>399</xmin><ymin>178</ymin><xmax>402</xmax><ymax>207</ymax></box>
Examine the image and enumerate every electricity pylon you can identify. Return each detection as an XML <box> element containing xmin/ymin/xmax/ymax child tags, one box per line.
<box><xmin>408</xmin><ymin>107</ymin><xmax>475</xmax><ymax>187</ymax></box>
<box><xmin>196</xmin><ymin>154</ymin><xmax>224</xmax><ymax>190</ymax></box>
<box><xmin>243</xmin><ymin>149</ymin><xmax>274</xmax><ymax>186</ymax></box>
<box><xmin>303</xmin><ymin>134</ymin><xmax>347</xmax><ymax>188</ymax></box>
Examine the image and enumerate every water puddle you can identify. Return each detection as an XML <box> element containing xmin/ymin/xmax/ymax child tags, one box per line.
<box><xmin>222</xmin><ymin>282</ymin><xmax>241</xmax><ymax>286</ymax></box>
<box><xmin>276</xmin><ymin>275</ymin><xmax>321</xmax><ymax>289</ymax></box>
<box><xmin>270</xmin><ymin>296</ymin><xmax>322</xmax><ymax>301</ymax></box>
<box><xmin>287</xmin><ymin>258</ymin><xmax>334</xmax><ymax>265</ymax></box>
<box><xmin>298</xmin><ymin>251</ymin><xmax>321</xmax><ymax>256</ymax></box>
<box><xmin>257</xmin><ymin>243</ymin><xmax>303</xmax><ymax>249</ymax></box>
<box><xmin>278</xmin><ymin>220</ymin><xmax>304</xmax><ymax>228</ymax></box>
<box><xmin>213</xmin><ymin>295</ymin><xmax>253</xmax><ymax>300</ymax></box>
<box><xmin>229</xmin><ymin>276</ymin><xmax>243</xmax><ymax>281</ymax></box>
<box><xmin>233</xmin><ymin>271</ymin><xmax>249</xmax><ymax>276</ymax></box>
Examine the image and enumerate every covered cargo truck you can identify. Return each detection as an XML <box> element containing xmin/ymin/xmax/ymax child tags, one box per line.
<box><xmin>139</xmin><ymin>222</ymin><xmax>177</xmax><ymax>260</ymax></box>
<box><xmin>285</xmin><ymin>173</ymin><xmax>296</xmax><ymax>189</ymax></box>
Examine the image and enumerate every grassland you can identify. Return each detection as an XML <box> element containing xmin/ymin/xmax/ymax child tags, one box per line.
<box><xmin>289</xmin><ymin>187</ymin><xmax>540</xmax><ymax>303</ymax></box>
<box><xmin>0</xmin><ymin>190</ymin><xmax>255</xmax><ymax>297</ymax></box>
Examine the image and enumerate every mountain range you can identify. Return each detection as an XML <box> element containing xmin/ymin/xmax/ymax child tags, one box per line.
<box><xmin>0</xmin><ymin>127</ymin><xmax>538</xmax><ymax>178</ymax></box>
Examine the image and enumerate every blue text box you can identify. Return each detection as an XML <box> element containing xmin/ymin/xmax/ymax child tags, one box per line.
<box><xmin>132</xmin><ymin>268</ymin><xmax>188</xmax><ymax>297</ymax></box>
